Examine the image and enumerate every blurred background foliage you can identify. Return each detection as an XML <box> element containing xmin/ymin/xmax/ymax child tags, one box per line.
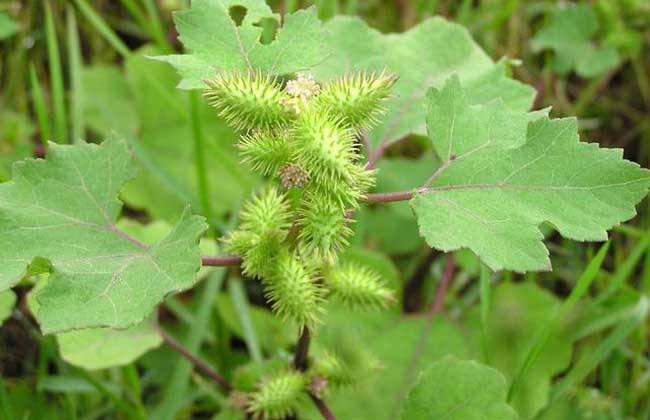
<box><xmin>1</xmin><ymin>0</ymin><xmax>650</xmax><ymax>419</ymax></box>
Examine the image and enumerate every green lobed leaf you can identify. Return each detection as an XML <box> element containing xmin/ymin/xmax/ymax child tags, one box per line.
<box><xmin>411</xmin><ymin>77</ymin><xmax>650</xmax><ymax>272</ymax></box>
<box><xmin>312</xmin><ymin>16</ymin><xmax>535</xmax><ymax>148</ymax></box>
<box><xmin>0</xmin><ymin>137</ymin><xmax>207</xmax><ymax>333</ymax></box>
<box><xmin>400</xmin><ymin>356</ymin><xmax>518</xmax><ymax>420</ymax></box>
<box><xmin>56</xmin><ymin>317</ymin><xmax>162</xmax><ymax>370</ymax></box>
<box><xmin>27</xmin><ymin>276</ymin><xmax>161</xmax><ymax>370</ymax></box>
<box><xmin>157</xmin><ymin>0</ymin><xmax>327</xmax><ymax>89</ymax></box>
<box><xmin>531</xmin><ymin>3</ymin><xmax>620</xmax><ymax>78</ymax></box>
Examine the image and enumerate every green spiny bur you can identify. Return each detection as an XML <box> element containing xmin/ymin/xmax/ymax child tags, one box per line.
<box><xmin>239</xmin><ymin>130</ymin><xmax>291</xmax><ymax>176</ymax></box>
<box><xmin>263</xmin><ymin>250</ymin><xmax>323</xmax><ymax>327</ymax></box>
<box><xmin>327</xmin><ymin>263</ymin><xmax>394</xmax><ymax>309</ymax></box>
<box><xmin>298</xmin><ymin>192</ymin><xmax>353</xmax><ymax>262</ymax></box>
<box><xmin>248</xmin><ymin>371</ymin><xmax>307</xmax><ymax>420</ymax></box>
<box><xmin>203</xmin><ymin>72</ymin><xmax>291</xmax><ymax>131</ymax></box>
<box><xmin>309</xmin><ymin>352</ymin><xmax>357</xmax><ymax>389</ymax></box>
<box><xmin>316</xmin><ymin>71</ymin><xmax>398</xmax><ymax>130</ymax></box>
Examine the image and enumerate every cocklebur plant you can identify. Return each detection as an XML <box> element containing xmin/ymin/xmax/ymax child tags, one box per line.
<box><xmin>205</xmin><ymin>70</ymin><xmax>396</xmax><ymax>418</ymax></box>
<box><xmin>213</xmin><ymin>71</ymin><xmax>396</xmax><ymax>322</ymax></box>
<box><xmin>2</xmin><ymin>1</ymin><xmax>650</xmax><ymax>419</ymax></box>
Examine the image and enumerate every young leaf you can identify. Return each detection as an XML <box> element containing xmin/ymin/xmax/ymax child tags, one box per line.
<box><xmin>531</xmin><ymin>3</ymin><xmax>619</xmax><ymax>78</ymax></box>
<box><xmin>157</xmin><ymin>0</ymin><xmax>327</xmax><ymax>89</ymax></box>
<box><xmin>312</xmin><ymin>17</ymin><xmax>535</xmax><ymax>148</ymax></box>
<box><xmin>411</xmin><ymin>77</ymin><xmax>650</xmax><ymax>272</ymax></box>
<box><xmin>400</xmin><ymin>357</ymin><xmax>518</xmax><ymax>420</ymax></box>
<box><xmin>0</xmin><ymin>137</ymin><xmax>207</xmax><ymax>333</ymax></box>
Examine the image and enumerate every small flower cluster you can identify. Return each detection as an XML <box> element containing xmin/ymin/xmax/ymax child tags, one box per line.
<box><xmin>204</xmin><ymin>69</ymin><xmax>397</xmax><ymax>419</ymax></box>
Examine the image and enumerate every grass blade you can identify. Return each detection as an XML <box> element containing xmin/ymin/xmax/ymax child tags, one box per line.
<box><xmin>29</xmin><ymin>64</ymin><xmax>51</xmax><ymax>146</ymax></box>
<box><xmin>153</xmin><ymin>268</ymin><xmax>228</xmax><ymax>420</ymax></box>
<box><xmin>551</xmin><ymin>295</ymin><xmax>649</xmax><ymax>401</ymax></box>
<box><xmin>66</xmin><ymin>5</ymin><xmax>84</xmax><ymax>143</ymax></box>
<box><xmin>596</xmin><ymin>229</ymin><xmax>650</xmax><ymax>304</ymax></box>
<box><xmin>44</xmin><ymin>0</ymin><xmax>68</xmax><ymax>144</ymax></box>
<box><xmin>141</xmin><ymin>0</ymin><xmax>171</xmax><ymax>51</ymax></box>
<box><xmin>189</xmin><ymin>92</ymin><xmax>214</xmax><ymax>234</ymax></box>
<box><xmin>73</xmin><ymin>0</ymin><xmax>131</xmax><ymax>58</ymax></box>
<box><xmin>228</xmin><ymin>279</ymin><xmax>263</xmax><ymax>363</ymax></box>
<box><xmin>508</xmin><ymin>241</ymin><xmax>610</xmax><ymax>401</ymax></box>
<box><xmin>479</xmin><ymin>264</ymin><xmax>491</xmax><ymax>364</ymax></box>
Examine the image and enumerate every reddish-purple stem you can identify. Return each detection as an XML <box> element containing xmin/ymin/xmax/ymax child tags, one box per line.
<box><xmin>201</xmin><ymin>255</ymin><xmax>243</xmax><ymax>267</ymax></box>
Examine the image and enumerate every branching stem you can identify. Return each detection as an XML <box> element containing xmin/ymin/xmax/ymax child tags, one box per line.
<box><xmin>201</xmin><ymin>255</ymin><xmax>243</xmax><ymax>267</ymax></box>
<box><xmin>293</xmin><ymin>327</ymin><xmax>336</xmax><ymax>420</ymax></box>
<box><xmin>157</xmin><ymin>325</ymin><xmax>232</xmax><ymax>393</ymax></box>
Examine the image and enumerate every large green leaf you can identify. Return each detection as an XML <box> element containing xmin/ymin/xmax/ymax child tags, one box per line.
<box><xmin>313</xmin><ymin>16</ymin><xmax>535</xmax><ymax>147</ymax></box>
<box><xmin>56</xmin><ymin>317</ymin><xmax>162</xmax><ymax>370</ymax></box>
<box><xmin>0</xmin><ymin>137</ymin><xmax>207</xmax><ymax>333</ymax></box>
<box><xmin>532</xmin><ymin>3</ymin><xmax>619</xmax><ymax>78</ymax></box>
<box><xmin>27</xmin><ymin>276</ymin><xmax>162</xmax><ymax>371</ymax></box>
<box><xmin>158</xmin><ymin>0</ymin><xmax>327</xmax><ymax>89</ymax></box>
<box><xmin>400</xmin><ymin>357</ymin><xmax>518</xmax><ymax>420</ymax></box>
<box><xmin>465</xmin><ymin>282</ymin><xmax>575</xmax><ymax>419</ymax></box>
<box><xmin>411</xmin><ymin>77</ymin><xmax>650</xmax><ymax>272</ymax></box>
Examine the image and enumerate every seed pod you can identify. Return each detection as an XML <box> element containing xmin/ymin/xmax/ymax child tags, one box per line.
<box><xmin>316</xmin><ymin>71</ymin><xmax>397</xmax><ymax>130</ymax></box>
<box><xmin>326</xmin><ymin>263</ymin><xmax>394</xmax><ymax>309</ymax></box>
<box><xmin>290</xmin><ymin>110</ymin><xmax>358</xmax><ymax>187</ymax></box>
<box><xmin>240</xmin><ymin>187</ymin><xmax>292</xmax><ymax>239</ymax></box>
<box><xmin>247</xmin><ymin>371</ymin><xmax>307</xmax><ymax>420</ymax></box>
<box><xmin>203</xmin><ymin>71</ymin><xmax>291</xmax><ymax>131</ymax></box>
<box><xmin>263</xmin><ymin>250</ymin><xmax>322</xmax><ymax>327</ymax></box>
<box><xmin>239</xmin><ymin>130</ymin><xmax>291</xmax><ymax>176</ymax></box>
<box><xmin>297</xmin><ymin>192</ymin><xmax>353</xmax><ymax>262</ymax></box>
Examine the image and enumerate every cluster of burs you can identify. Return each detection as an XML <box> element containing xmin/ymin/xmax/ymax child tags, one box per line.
<box><xmin>203</xmin><ymin>70</ymin><xmax>396</xmax><ymax>418</ymax></box>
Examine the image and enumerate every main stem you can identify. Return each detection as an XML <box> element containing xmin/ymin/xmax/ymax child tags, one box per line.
<box><xmin>293</xmin><ymin>327</ymin><xmax>336</xmax><ymax>420</ymax></box>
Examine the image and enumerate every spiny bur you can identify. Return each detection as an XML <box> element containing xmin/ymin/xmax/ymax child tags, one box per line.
<box><xmin>298</xmin><ymin>192</ymin><xmax>353</xmax><ymax>262</ymax></box>
<box><xmin>327</xmin><ymin>263</ymin><xmax>394</xmax><ymax>309</ymax></box>
<box><xmin>316</xmin><ymin>71</ymin><xmax>397</xmax><ymax>130</ymax></box>
<box><xmin>204</xmin><ymin>71</ymin><xmax>291</xmax><ymax>131</ymax></box>
<box><xmin>247</xmin><ymin>371</ymin><xmax>307</xmax><ymax>420</ymax></box>
<box><xmin>263</xmin><ymin>250</ymin><xmax>323</xmax><ymax>327</ymax></box>
<box><xmin>239</xmin><ymin>130</ymin><xmax>291</xmax><ymax>176</ymax></box>
<box><xmin>309</xmin><ymin>352</ymin><xmax>356</xmax><ymax>389</ymax></box>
